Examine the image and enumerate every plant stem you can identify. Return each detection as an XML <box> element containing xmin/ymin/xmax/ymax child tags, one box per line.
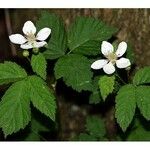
<box><xmin>26</xmin><ymin>57</ymin><xmax>31</xmax><ymax>63</ymax></box>
<box><xmin>115</xmin><ymin>74</ymin><xmax>127</xmax><ymax>84</ymax></box>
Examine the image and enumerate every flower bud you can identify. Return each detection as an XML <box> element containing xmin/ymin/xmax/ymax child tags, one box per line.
<box><xmin>23</xmin><ymin>50</ymin><xmax>29</xmax><ymax>57</ymax></box>
<box><xmin>32</xmin><ymin>48</ymin><xmax>39</xmax><ymax>54</ymax></box>
<box><xmin>126</xmin><ymin>66</ymin><xmax>131</xmax><ymax>71</ymax></box>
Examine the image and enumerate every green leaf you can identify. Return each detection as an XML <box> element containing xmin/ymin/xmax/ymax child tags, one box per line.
<box><xmin>127</xmin><ymin>126</ymin><xmax>150</xmax><ymax>141</ymax></box>
<box><xmin>68</xmin><ymin>17</ymin><xmax>117</xmax><ymax>56</ymax></box>
<box><xmin>30</xmin><ymin>118</ymin><xmax>49</xmax><ymax>132</ymax></box>
<box><xmin>28</xmin><ymin>76</ymin><xmax>56</xmax><ymax>121</ymax></box>
<box><xmin>0</xmin><ymin>80</ymin><xmax>31</xmax><ymax>137</ymax></box>
<box><xmin>54</xmin><ymin>54</ymin><xmax>93</xmax><ymax>92</ymax></box>
<box><xmin>86</xmin><ymin>116</ymin><xmax>106</xmax><ymax>138</ymax></box>
<box><xmin>89</xmin><ymin>76</ymin><xmax>102</xmax><ymax>104</ymax></box>
<box><xmin>31</xmin><ymin>53</ymin><xmax>47</xmax><ymax>80</ymax></box>
<box><xmin>0</xmin><ymin>61</ymin><xmax>27</xmax><ymax>85</ymax></box>
<box><xmin>98</xmin><ymin>75</ymin><xmax>115</xmax><ymax>101</ymax></box>
<box><xmin>136</xmin><ymin>86</ymin><xmax>150</xmax><ymax>120</ymax></box>
<box><xmin>78</xmin><ymin>133</ymin><xmax>97</xmax><ymax>141</ymax></box>
<box><xmin>36</xmin><ymin>12</ymin><xmax>67</xmax><ymax>59</ymax></box>
<box><xmin>25</xmin><ymin>132</ymin><xmax>41</xmax><ymax>141</ymax></box>
<box><xmin>126</xmin><ymin>43</ymin><xmax>135</xmax><ymax>65</ymax></box>
<box><xmin>25</xmin><ymin>117</ymin><xmax>49</xmax><ymax>141</ymax></box>
<box><xmin>127</xmin><ymin>119</ymin><xmax>150</xmax><ymax>141</ymax></box>
<box><xmin>115</xmin><ymin>84</ymin><xmax>136</xmax><ymax>131</ymax></box>
<box><xmin>89</xmin><ymin>91</ymin><xmax>101</xmax><ymax>104</ymax></box>
<box><xmin>133</xmin><ymin>67</ymin><xmax>150</xmax><ymax>85</ymax></box>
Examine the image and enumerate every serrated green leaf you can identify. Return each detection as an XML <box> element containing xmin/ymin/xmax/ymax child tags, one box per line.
<box><xmin>89</xmin><ymin>76</ymin><xmax>102</xmax><ymax>104</ymax></box>
<box><xmin>0</xmin><ymin>61</ymin><xmax>27</xmax><ymax>85</ymax></box>
<box><xmin>133</xmin><ymin>67</ymin><xmax>150</xmax><ymax>85</ymax></box>
<box><xmin>54</xmin><ymin>54</ymin><xmax>93</xmax><ymax>92</ymax></box>
<box><xmin>36</xmin><ymin>12</ymin><xmax>67</xmax><ymax>59</ymax></box>
<box><xmin>28</xmin><ymin>76</ymin><xmax>56</xmax><ymax>121</ymax></box>
<box><xmin>115</xmin><ymin>84</ymin><xmax>136</xmax><ymax>132</ymax></box>
<box><xmin>68</xmin><ymin>17</ymin><xmax>117</xmax><ymax>56</ymax></box>
<box><xmin>0</xmin><ymin>80</ymin><xmax>31</xmax><ymax>137</ymax></box>
<box><xmin>98</xmin><ymin>75</ymin><xmax>115</xmax><ymax>101</ymax></box>
<box><xmin>31</xmin><ymin>53</ymin><xmax>47</xmax><ymax>80</ymax></box>
<box><xmin>136</xmin><ymin>86</ymin><xmax>150</xmax><ymax>120</ymax></box>
<box><xmin>86</xmin><ymin>116</ymin><xmax>106</xmax><ymax>138</ymax></box>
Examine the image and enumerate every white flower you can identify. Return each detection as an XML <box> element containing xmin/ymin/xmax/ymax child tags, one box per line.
<box><xmin>91</xmin><ymin>41</ymin><xmax>131</xmax><ymax>74</ymax></box>
<box><xmin>9</xmin><ymin>21</ymin><xmax>51</xmax><ymax>49</ymax></box>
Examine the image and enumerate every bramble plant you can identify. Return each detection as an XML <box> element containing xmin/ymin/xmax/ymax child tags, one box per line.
<box><xmin>0</xmin><ymin>11</ymin><xmax>150</xmax><ymax>141</ymax></box>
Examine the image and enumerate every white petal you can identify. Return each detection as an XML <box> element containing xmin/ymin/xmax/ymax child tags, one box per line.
<box><xmin>115</xmin><ymin>42</ymin><xmax>127</xmax><ymax>57</ymax></box>
<box><xmin>9</xmin><ymin>34</ymin><xmax>27</xmax><ymax>44</ymax></box>
<box><xmin>33</xmin><ymin>41</ymin><xmax>47</xmax><ymax>48</ymax></box>
<box><xmin>101</xmin><ymin>41</ymin><xmax>114</xmax><ymax>56</ymax></box>
<box><xmin>103</xmin><ymin>62</ymin><xmax>115</xmax><ymax>74</ymax></box>
<box><xmin>20</xmin><ymin>43</ymin><xmax>33</xmax><ymax>49</ymax></box>
<box><xmin>91</xmin><ymin>59</ymin><xmax>108</xmax><ymax>70</ymax></box>
<box><xmin>116</xmin><ymin>58</ymin><xmax>131</xmax><ymax>68</ymax></box>
<box><xmin>36</xmin><ymin>28</ymin><xmax>51</xmax><ymax>41</ymax></box>
<box><xmin>23</xmin><ymin>21</ymin><xmax>36</xmax><ymax>35</ymax></box>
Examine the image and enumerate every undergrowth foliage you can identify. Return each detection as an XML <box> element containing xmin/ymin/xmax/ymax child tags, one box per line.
<box><xmin>0</xmin><ymin>11</ymin><xmax>150</xmax><ymax>141</ymax></box>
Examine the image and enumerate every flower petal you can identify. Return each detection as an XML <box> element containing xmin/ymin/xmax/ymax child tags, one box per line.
<box><xmin>20</xmin><ymin>43</ymin><xmax>33</xmax><ymax>49</ymax></box>
<box><xmin>33</xmin><ymin>41</ymin><xmax>47</xmax><ymax>48</ymax></box>
<box><xmin>91</xmin><ymin>59</ymin><xmax>108</xmax><ymax>70</ymax></box>
<box><xmin>9</xmin><ymin>34</ymin><xmax>27</xmax><ymax>44</ymax></box>
<box><xmin>116</xmin><ymin>57</ymin><xmax>131</xmax><ymax>68</ymax></box>
<box><xmin>103</xmin><ymin>62</ymin><xmax>115</xmax><ymax>74</ymax></box>
<box><xmin>36</xmin><ymin>28</ymin><xmax>51</xmax><ymax>41</ymax></box>
<box><xmin>23</xmin><ymin>21</ymin><xmax>36</xmax><ymax>35</ymax></box>
<box><xmin>101</xmin><ymin>41</ymin><xmax>114</xmax><ymax>56</ymax></box>
<box><xmin>115</xmin><ymin>42</ymin><xmax>127</xmax><ymax>57</ymax></box>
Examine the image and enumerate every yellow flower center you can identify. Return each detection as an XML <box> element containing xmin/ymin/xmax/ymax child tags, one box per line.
<box><xmin>106</xmin><ymin>53</ymin><xmax>117</xmax><ymax>64</ymax></box>
<box><xmin>26</xmin><ymin>32</ymin><xmax>36</xmax><ymax>44</ymax></box>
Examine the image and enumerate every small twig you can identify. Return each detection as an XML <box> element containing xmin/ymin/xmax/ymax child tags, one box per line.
<box><xmin>4</xmin><ymin>9</ymin><xmax>17</xmax><ymax>56</ymax></box>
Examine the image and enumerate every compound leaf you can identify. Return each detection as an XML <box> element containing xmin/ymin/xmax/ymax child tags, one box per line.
<box><xmin>36</xmin><ymin>12</ymin><xmax>67</xmax><ymax>59</ymax></box>
<box><xmin>136</xmin><ymin>86</ymin><xmax>150</xmax><ymax>120</ymax></box>
<box><xmin>133</xmin><ymin>67</ymin><xmax>150</xmax><ymax>85</ymax></box>
<box><xmin>54</xmin><ymin>54</ymin><xmax>93</xmax><ymax>92</ymax></box>
<box><xmin>0</xmin><ymin>61</ymin><xmax>27</xmax><ymax>85</ymax></box>
<box><xmin>115</xmin><ymin>84</ymin><xmax>136</xmax><ymax>132</ymax></box>
<box><xmin>98</xmin><ymin>75</ymin><xmax>115</xmax><ymax>101</ymax></box>
<box><xmin>28</xmin><ymin>76</ymin><xmax>56</xmax><ymax>121</ymax></box>
<box><xmin>31</xmin><ymin>53</ymin><xmax>47</xmax><ymax>80</ymax></box>
<box><xmin>68</xmin><ymin>17</ymin><xmax>117</xmax><ymax>56</ymax></box>
<box><xmin>0</xmin><ymin>80</ymin><xmax>31</xmax><ymax>137</ymax></box>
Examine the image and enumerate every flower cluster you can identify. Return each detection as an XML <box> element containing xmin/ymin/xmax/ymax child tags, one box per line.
<box><xmin>9</xmin><ymin>21</ymin><xmax>131</xmax><ymax>75</ymax></box>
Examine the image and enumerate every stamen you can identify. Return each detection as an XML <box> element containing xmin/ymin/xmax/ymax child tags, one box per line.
<box><xmin>106</xmin><ymin>53</ymin><xmax>117</xmax><ymax>64</ymax></box>
<box><xmin>26</xmin><ymin>32</ymin><xmax>36</xmax><ymax>44</ymax></box>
